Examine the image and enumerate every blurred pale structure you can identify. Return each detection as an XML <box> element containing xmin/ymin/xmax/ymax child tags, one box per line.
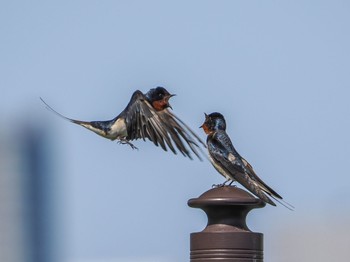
<box><xmin>0</xmin><ymin>132</ymin><xmax>27</xmax><ymax>262</ymax></box>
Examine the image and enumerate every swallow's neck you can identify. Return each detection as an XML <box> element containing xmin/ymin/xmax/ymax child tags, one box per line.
<box><xmin>213</xmin><ymin>120</ymin><xmax>226</xmax><ymax>131</ymax></box>
<box><xmin>151</xmin><ymin>100</ymin><xmax>168</xmax><ymax>111</ymax></box>
<box><xmin>202</xmin><ymin>123</ymin><xmax>216</xmax><ymax>135</ymax></box>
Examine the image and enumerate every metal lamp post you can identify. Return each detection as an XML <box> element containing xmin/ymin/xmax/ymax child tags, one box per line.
<box><xmin>188</xmin><ymin>186</ymin><xmax>265</xmax><ymax>261</ymax></box>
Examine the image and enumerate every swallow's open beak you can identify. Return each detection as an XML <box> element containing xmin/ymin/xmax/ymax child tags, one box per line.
<box><xmin>164</xmin><ymin>94</ymin><xmax>176</xmax><ymax>110</ymax></box>
<box><xmin>164</xmin><ymin>94</ymin><xmax>176</xmax><ymax>101</ymax></box>
<box><xmin>199</xmin><ymin>122</ymin><xmax>206</xmax><ymax>129</ymax></box>
<box><xmin>200</xmin><ymin>113</ymin><xmax>207</xmax><ymax>128</ymax></box>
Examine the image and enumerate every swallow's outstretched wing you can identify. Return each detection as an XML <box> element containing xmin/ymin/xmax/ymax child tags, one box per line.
<box><xmin>41</xmin><ymin>91</ymin><xmax>206</xmax><ymax>160</ymax></box>
<box><xmin>120</xmin><ymin>90</ymin><xmax>174</xmax><ymax>151</ymax></box>
<box><xmin>157</xmin><ymin>110</ymin><xmax>207</xmax><ymax>160</ymax></box>
<box><xmin>120</xmin><ymin>91</ymin><xmax>206</xmax><ymax>160</ymax></box>
<box><xmin>207</xmin><ymin>130</ymin><xmax>277</xmax><ymax>206</ymax></box>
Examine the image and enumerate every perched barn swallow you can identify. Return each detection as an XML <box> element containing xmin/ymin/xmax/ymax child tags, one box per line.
<box><xmin>201</xmin><ymin>112</ymin><xmax>293</xmax><ymax>208</ymax></box>
<box><xmin>41</xmin><ymin>87</ymin><xmax>206</xmax><ymax>160</ymax></box>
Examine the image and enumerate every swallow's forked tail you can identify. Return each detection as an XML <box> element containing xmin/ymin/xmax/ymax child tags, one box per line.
<box><xmin>39</xmin><ymin>97</ymin><xmax>99</xmax><ymax>134</ymax></box>
<box><xmin>40</xmin><ymin>97</ymin><xmax>81</xmax><ymax>123</ymax></box>
<box><xmin>236</xmin><ymin>173</ymin><xmax>294</xmax><ymax>210</ymax></box>
<box><xmin>233</xmin><ymin>172</ymin><xmax>276</xmax><ymax>206</ymax></box>
<box><xmin>267</xmin><ymin>192</ymin><xmax>295</xmax><ymax>211</ymax></box>
<box><xmin>258</xmin><ymin>182</ymin><xmax>295</xmax><ymax>211</ymax></box>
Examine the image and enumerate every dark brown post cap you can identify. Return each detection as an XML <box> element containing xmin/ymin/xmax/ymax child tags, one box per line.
<box><xmin>188</xmin><ymin>186</ymin><xmax>265</xmax><ymax>261</ymax></box>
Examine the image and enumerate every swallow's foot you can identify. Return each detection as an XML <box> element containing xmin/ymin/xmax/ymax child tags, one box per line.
<box><xmin>228</xmin><ymin>180</ymin><xmax>236</xmax><ymax>187</ymax></box>
<box><xmin>212</xmin><ymin>179</ymin><xmax>235</xmax><ymax>188</ymax></box>
<box><xmin>118</xmin><ymin>139</ymin><xmax>139</xmax><ymax>150</ymax></box>
<box><xmin>212</xmin><ymin>183</ymin><xmax>226</xmax><ymax>188</ymax></box>
<box><xmin>129</xmin><ymin>142</ymin><xmax>139</xmax><ymax>150</ymax></box>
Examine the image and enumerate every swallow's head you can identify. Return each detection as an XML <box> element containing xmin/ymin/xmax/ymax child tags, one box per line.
<box><xmin>146</xmin><ymin>86</ymin><xmax>176</xmax><ymax>111</ymax></box>
<box><xmin>200</xmin><ymin>112</ymin><xmax>226</xmax><ymax>134</ymax></box>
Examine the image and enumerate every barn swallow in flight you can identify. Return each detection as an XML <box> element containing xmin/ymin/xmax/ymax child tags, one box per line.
<box><xmin>41</xmin><ymin>87</ymin><xmax>206</xmax><ymax>160</ymax></box>
<box><xmin>200</xmin><ymin>112</ymin><xmax>293</xmax><ymax>209</ymax></box>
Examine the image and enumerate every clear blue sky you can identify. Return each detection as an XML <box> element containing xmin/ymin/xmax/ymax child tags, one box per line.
<box><xmin>1</xmin><ymin>1</ymin><xmax>350</xmax><ymax>261</ymax></box>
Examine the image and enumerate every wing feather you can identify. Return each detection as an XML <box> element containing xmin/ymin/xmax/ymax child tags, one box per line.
<box><xmin>241</xmin><ymin>157</ymin><xmax>283</xmax><ymax>199</ymax></box>
<box><xmin>157</xmin><ymin>110</ymin><xmax>207</xmax><ymax>160</ymax></box>
<box><xmin>121</xmin><ymin>91</ymin><xmax>204</xmax><ymax>159</ymax></box>
<box><xmin>208</xmin><ymin>131</ymin><xmax>276</xmax><ymax>206</ymax></box>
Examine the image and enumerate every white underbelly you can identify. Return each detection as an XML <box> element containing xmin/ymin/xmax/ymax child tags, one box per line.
<box><xmin>209</xmin><ymin>156</ymin><xmax>232</xmax><ymax>181</ymax></box>
<box><xmin>108</xmin><ymin>118</ymin><xmax>127</xmax><ymax>139</ymax></box>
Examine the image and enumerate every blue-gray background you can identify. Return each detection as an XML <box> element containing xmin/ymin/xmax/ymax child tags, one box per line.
<box><xmin>1</xmin><ymin>1</ymin><xmax>349</xmax><ymax>261</ymax></box>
